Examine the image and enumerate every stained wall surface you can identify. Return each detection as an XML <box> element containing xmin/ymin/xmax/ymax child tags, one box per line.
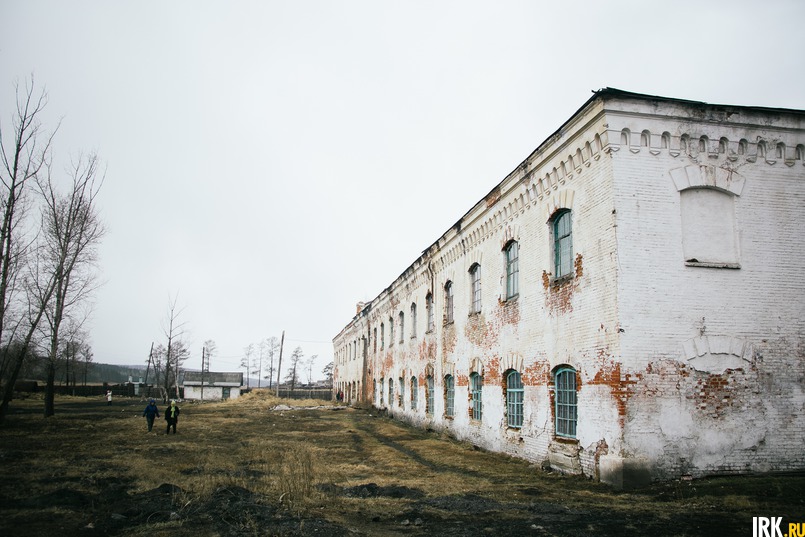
<box><xmin>333</xmin><ymin>90</ymin><xmax>805</xmax><ymax>487</ymax></box>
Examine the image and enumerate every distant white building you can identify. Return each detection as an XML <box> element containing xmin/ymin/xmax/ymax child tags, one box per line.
<box><xmin>183</xmin><ymin>371</ymin><xmax>243</xmax><ymax>401</ymax></box>
<box><xmin>333</xmin><ymin>89</ymin><xmax>805</xmax><ymax>489</ymax></box>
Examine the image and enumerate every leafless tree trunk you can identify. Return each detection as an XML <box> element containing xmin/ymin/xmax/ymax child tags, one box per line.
<box><xmin>285</xmin><ymin>346</ymin><xmax>303</xmax><ymax>394</ymax></box>
<box><xmin>0</xmin><ymin>78</ymin><xmax>57</xmax><ymax>424</ymax></box>
<box><xmin>263</xmin><ymin>336</ymin><xmax>279</xmax><ymax>390</ymax></box>
<box><xmin>161</xmin><ymin>295</ymin><xmax>187</xmax><ymax>401</ymax></box>
<box><xmin>40</xmin><ymin>153</ymin><xmax>105</xmax><ymax>417</ymax></box>
<box><xmin>241</xmin><ymin>343</ymin><xmax>253</xmax><ymax>390</ymax></box>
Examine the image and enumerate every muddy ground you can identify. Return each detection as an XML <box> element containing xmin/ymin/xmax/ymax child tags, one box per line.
<box><xmin>0</xmin><ymin>393</ymin><xmax>802</xmax><ymax>536</ymax></box>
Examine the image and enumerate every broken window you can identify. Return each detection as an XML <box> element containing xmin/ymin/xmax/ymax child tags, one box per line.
<box><xmin>504</xmin><ymin>241</ymin><xmax>519</xmax><ymax>299</ymax></box>
<box><xmin>469</xmin><ymin>263</ymin><xmax>481</xmax><ymax>314</ymax></box>
<box><xmin>444</xmin><ymin>374</ymin><xmax>455</xmax><ymax>418</ymax></box>
<box><xmin>505</xmin><ymin>370</ymin><xmax>524</xmax><ymax>428</ymax></box>
<box><xmin>554</xmin><ymin>367</ymin><xmax>577</xmax><ymax>438</ymax></box>
<box><xmin>426</xmin><ymin>375</ymin><xmax>434</xmax><ymax>416</ymax></box>
<box><xmin>470</xmin><ymin>372</ymin><xmax>483</xmax><ymax>421</ymax></box>
<box><xmin>398</xmin><ymin>376</ymin><xmax>404</xmax><ymax>407</ymax></box>
<box><xmin>552</xmin><ymin>209</ymin><xmax>572</xmax><ymax>279</ymax></box>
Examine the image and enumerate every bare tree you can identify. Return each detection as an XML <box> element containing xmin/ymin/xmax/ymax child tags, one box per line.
<box><xmin>160</xmin><ymin>295</ymin><xmax>188</xmax><ymax>402</ymax></box>
<box><xmin>39</xmin><ymin>152</ymin><xmax>104</xmax><ymax>417</ymax></box>
<box><xmin>284</xmin><ymin>346</ymin><xmax>303</xmax><ymax>393</ymax></box>
<box><xmin>262</xmin><ymin>336</ymin><xmax>279</xmax><ymax>389</ymax></box>
<box><xmin>60</xmin><ymin>326</ymin><xmax>90</xmax><ymax>394</ymax></box>
<box><xmin>202</xmin><ymin>339</ymin><xmax>216</xmax><ymax>370</ymax></box>
<box><xmin>241</xmin><ymin>343</ymin><xmax>253</xmax><ymax>389</ymax></box>
<box><xmin>322</xmin><ymin>361</ymin><xmax>333</xmax><ymax>387</ymax></box>
<box><xmin>0</xmin><ymin>78</ymin><xmax>57</xmax><ymax>423</ymax></box>
<box><xmin>303</xmin><ymin>354</ymin><xmax>318</xmax><ymax>386</ymax></box>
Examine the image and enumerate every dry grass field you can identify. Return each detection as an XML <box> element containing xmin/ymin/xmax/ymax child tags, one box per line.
<box><xmin>0</xmin><ymin>391</ymin><xmax>803</xmax><ymax>536</ymax></box>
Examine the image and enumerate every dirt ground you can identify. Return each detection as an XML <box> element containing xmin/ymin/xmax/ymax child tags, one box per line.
<box><xmin>0</xmin><ymin>392</ymin><xmax>803</xmax><ymax>536</ymax></box>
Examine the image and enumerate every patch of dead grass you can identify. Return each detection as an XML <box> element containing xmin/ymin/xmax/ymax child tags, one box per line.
<box><xmin>1</xmin><ymin>394</ymin><xmax>804</xmax><ymax>536</ymax></box>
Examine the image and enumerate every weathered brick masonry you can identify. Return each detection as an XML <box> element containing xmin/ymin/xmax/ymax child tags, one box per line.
<box><xmin>333</xmin><ymin>89</ymin><xmax>805</xmax><ymax>489</ymax></box>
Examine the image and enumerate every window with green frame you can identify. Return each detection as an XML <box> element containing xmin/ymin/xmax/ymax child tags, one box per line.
<box><xmin>470</xmin><ymin>372</ymin><xmax>483</xmax><ymax>421</ymax></box>
<box><xmin>444</xmin><ymin>375</ymin><xmax>455</xmax><ymax>417</ymax></box>
<box><xmin>553</xmin><ymin>210</ymin><xmax>572</xmax><ymax>279</ymax></box>
<box><xmin>469</xmin><ymin>263</ymin><xmax>481</xmax><ymax>313</ymax></box>
<box><xmin>411</xmin><ymin>376</ymin><xmax>418</xmax><ymax>410</ymax></box>
<box><xmin>505</xmin><ymin>241</ymin><xmax>519</xmax><ymax>298</ymax></box>
<box><xmin>554</xmin><ymin>367</ymin><xmax>577</xmax><ymax>438</ymax></box>
<box><xmin>506</xmin><ymin>370</ymin><xmax>524</xmax><ymax>428</ymax></box>
<box><xmin>426</xmin><ymin>375</ymin><xmax>434</xmax><ymax>415</ymax></box>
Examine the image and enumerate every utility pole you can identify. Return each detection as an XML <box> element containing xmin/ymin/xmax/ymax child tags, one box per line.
<box><xmin>276</xmin><ymin>330</ymin><xmax>285</xmax><ymax>397</ymax></box>
<box><xmin>144</xmin><ymin>342</ymin><xmax>154</xmax><ymax>387</ymax></box>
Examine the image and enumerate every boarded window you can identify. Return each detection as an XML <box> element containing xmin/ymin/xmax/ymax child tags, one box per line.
<box><xmin>680</xmin><ymin>188</ymin><xmax>739</xmax><ymax>267</ymax></box>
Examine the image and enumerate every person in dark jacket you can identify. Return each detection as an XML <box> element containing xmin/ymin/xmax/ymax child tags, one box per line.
<box><xmin>165</xmin><ymin>400</ymin><xmax>180</xmax><ymax>434</ymax></box>
<box><xmin>142</xmin><ymin>398</ymin><xmax>160</xmax><ymax>432</ymax></box>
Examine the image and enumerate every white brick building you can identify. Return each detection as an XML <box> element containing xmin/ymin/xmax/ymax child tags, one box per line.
<box><xmin>333</xmin><ymin>89</ymin><xmax>805</xmax><ymax>488</ymax></box>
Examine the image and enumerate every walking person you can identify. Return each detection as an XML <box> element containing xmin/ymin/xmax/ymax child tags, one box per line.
<box><xmin>164</xmin><ymin>400</ymin><xmax>180</xmax><ymax>434</ymax></box>
<box><xmin>142</xmin><ymin>398</ymin><xmax>160</xmax><ymax>432</ymax></box>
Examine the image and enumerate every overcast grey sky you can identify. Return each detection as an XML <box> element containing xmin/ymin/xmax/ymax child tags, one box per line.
<box><xmin>1</xmin><ymin>1</ymin><xmax>803</xmax><ymax>379</ymax></box>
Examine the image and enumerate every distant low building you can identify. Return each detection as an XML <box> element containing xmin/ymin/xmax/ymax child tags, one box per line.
<box><xmin>183</xmin><ymin>371</ymin><xmax>243</xmax><ymax>401</ymax></box>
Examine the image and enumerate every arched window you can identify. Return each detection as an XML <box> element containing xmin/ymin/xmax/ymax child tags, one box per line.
<box><xmin>380</xmin><ymin>323</ymin><xmax>385</xmax><ymax>350</ymax></box>
<box><xmin>444</xmin><ymin>281</ymin><xmax>454</xmax><ymax>324</ymax></box>
<box><xmin>398</xmin><ymin>311</ymin><xmax>404</xmax><ymax>343</ymax></box>
<box><xmin>552</xmin><ymin>210</ymin><xmax>572</xmax><ymax>278</ymax></box>
<box><xmin>398</xmin><ymin>376</ymin><xmax>404</xmax><ymax>407</ymax></box>
<box><xmin>426</xmin><ymin>292</ymin><xmax>435</xmax><ymax>332</ymax></box>
<box><xmin>444</xmin><ymin>375</ymin><xmax>455</xmax><ymax>418</ymax></box>
<box><xmin>379</xmin><ymin>378</ymin><xmax>384</xmax><ymax>405</ymax></box>
<box><xmin>426</xmin><ymin>375</ymin><xmax>434</xmax><ymax>415</ymax></box>
<box><xmin>504</xmin><ymin>241</ymin><xmax>519</xmax><ymax>298</ymax></box>
<box><xmin>410</xmin><ymin>303</ymin><xmax>417</xmax><ymax>338</ymax></box>
<box><xmin>388</xmin><ymin>378</ymin><xmax>394</xmax><ymax>407</ymax></box>
<box><xmin>469</xmin><ymin>372</ymin><xmax>483</xmax><ymax>421</ymax></box>
<box><xmin>505</xmin><ymin>370</ymin><xmax>524</xmax><ymax>428</ymax></box>
<box><xmin>411</xmin><ymin>376</ymin><xmax>418</xmax><ymax>410</ymax></box>
<box><xmin>389</xmin><ymin>316</ymin><xmax>394</xmax><ymax>346</ymax></box>
<box><xmin>373</xmin><ymin>379</ymin><xmax>377</xmax><ymax>404</ymax></box>
<box><xmin>469</xmin><ymin>263</ymin><xmax>481</xmax><ymax>313</ymax></box>
<box><xmin>554</xmin><ymin>367</ymin><xmax>577</xmax><ymax>438</ymax></box>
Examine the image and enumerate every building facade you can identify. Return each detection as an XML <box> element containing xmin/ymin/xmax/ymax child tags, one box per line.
<box><xmin>333</xmin><ymin>89</ymin><xmax>805</xmax><ymax>488</ymax></box>
<box><xmin>183</xmin><ymin>371</ymin><xmax>243</xmax><ymax>401</ymax></box>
